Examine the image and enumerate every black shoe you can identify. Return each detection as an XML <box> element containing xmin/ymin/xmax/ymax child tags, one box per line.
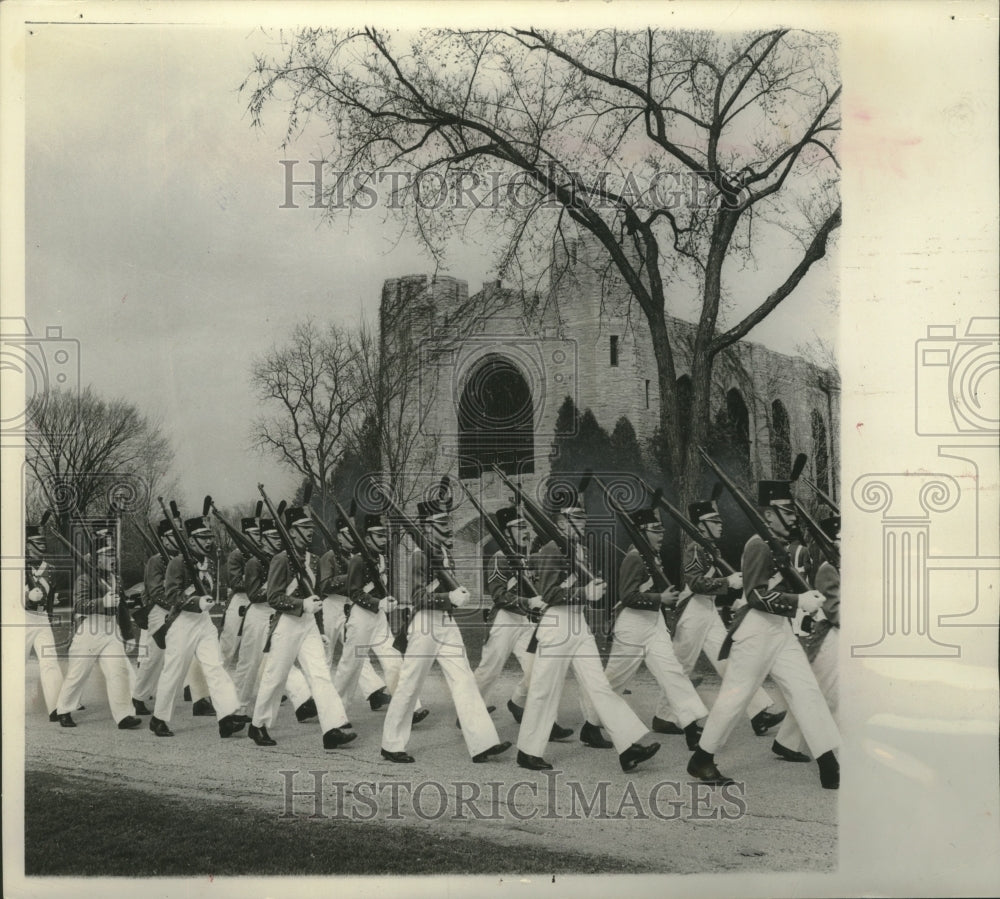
<box><xmin>751</xmin><ymin>708</ymin><xmax>786</xmax><ymax>736</ymax></box>
<box><xmin>218</xmin><ymin>714</ymin><xmax>245</xmax><ymax>738</ymax></box>
<box><xmin>549</xmin><ymin>723</ymin><xmax>574</xmax><ymax>741</ymax></box>
<box><xmin>580</xmin><ymin>721</ymin><xmax>613</xmax><ymax>749</ymax></box>
<box><xmin>472</xmin><ymin>741</ymin><xmax>512</xmax><ymax>763</ymax></box>
<box><xmin>651</xmin><ymin>716</ymin><xmax>685</xmax><ymax>735</ymax></box>
<box><xmin>58</xmin><ymin>713</ymin><xmax>76</xmax><ymax>728</ymax></box>
<box><xmin>117</xmin><ymin>716</ymin><xmax>142</xmax><ymax>730</ymax></box>
<box><xmin>507</xmin><ymin>699</ymin><xmax>524</xmax><ymax>724</ymax></box>
<box><xmin>517</xmin><ymin>750</ymin><xmax>554</xmax><ymax>771</ymax></box>
<box><xmin>368</xmin><ymin>688</ymin><xmax>391</xmax><ymax>711</ymax></box>
<box><xmin>381</xmin><ymin>748</ymin><xmax>415</xmax><ymax>763</ymax></box>
<box><xmin>295</xmin><ymin>698</ymin><xmax>318</xmax><ymax>722</ymax></box>
<box><xmin>772</xmin><ymin>740</ymin><xmax>810</xmax><ymax>762</ymax></box>
<box><xmin>684</xmin><ymin>721</ymin><xmax>704</xmax><ymax>751</ymax></box>
<box><xmin>687</xmin><ymin>749</ymin><xmax>734</xmax><ymax>786</ymax></box>
<box><xmin>248</xmin><ymin>724</ymin><xmax>276</xmax><ymax>746</ymax></box>
<box><xmin>620</xmin><ymin>742</ymin><xmax>660</xmax><ymax>772</ymax></box>
<box><xmin>323</xmin><ymin>727</ymin><xmax>358</xmax><ymax>749</ymax></box>
<box><xmin>183</xmin><ymin>686</ymin><xmax>192</xmax><ymax>702</ymax></box>
<box><xmin>411</xmin><ymin>708</ymin><xmax>430</xmax><ymax>726</ymax></box>
<box><xmin>149</xmin><ymin>716</ymin><xmax>174</xmax><ymax>737</ymax></box>
<box><xmin>817</xmin><ymin>751</ymin><xmax>840</xmax><ymax>789</ymax></box>
<box><xmin>232</xmin><ymin>714</ymin><xmax>252</xmax><ymax>725</ymax></box>
<box><xmin>192</xmin><ymin>697</ymin><xmax>216</xmax><ymax>717</ymax></box>
<box><xmin>48</xmin><ymin>710</ymin><xmax>59</xmax><ymax>723</ymax></box>
<box><xmin>132</xmin><ymin>699</ymin><xmax>153</xmax><ymax>716</ymax></box>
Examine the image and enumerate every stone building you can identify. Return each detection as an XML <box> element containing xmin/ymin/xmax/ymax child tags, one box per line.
<box><xmin>378</xmin><ymin>234</ymin><xmax>839</xmax><ymax>604</ymax></box>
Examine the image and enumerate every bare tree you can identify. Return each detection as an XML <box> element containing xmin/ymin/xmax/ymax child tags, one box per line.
<box><xmin>250</xmin><ymin>319</ymin><xmax>365</xmax><ymax>494</ymax></box>
<box><xmin>245</xmin><ymin>27</ymin><xmax>840</xmax><ymax>504</ymax></box>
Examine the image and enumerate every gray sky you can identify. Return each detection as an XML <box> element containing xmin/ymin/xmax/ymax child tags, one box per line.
<box><xmin>25</xmin><ymin>23</ymin><xmax>837</xmax><ymax>511</ymax></box>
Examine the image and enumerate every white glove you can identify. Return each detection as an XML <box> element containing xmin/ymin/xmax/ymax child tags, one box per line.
<box><xmin>198</xmin><ymin>596</ymin><xmax>215</xmax><ymax>613</ymax></box>
<box><xmin>506</xmin><ymin>576</ymin><xmax>518</xmax><ymax>590</ymax></box>
<box><xmin>526</xmin><ymin>595</ymin><xmax>546</xmax><ymax>611</ymax></box>
<box><xmin>378</xmin><ymin>596</ymin><xmax>398</xmax><ymax>614</ymax></box>
<box><xmin>103</xmin><ymin>592</ymin><xmax>118</xmax><ymax>609</ymax></box>
<box><xmin>27</xmin><ymin>587</ymin><xmax>44</xmax><ymax>604</ymax></box>
<box><xmin>660</xmin><ymin>586</ymin><xmax>680</xmax><ymax>607</ymax></box>
<box><xmin>448</xmin><ymin>586</ymin><xmax>471</xmax><ymax>608</ymax></box>
<box><xmin>301</xmin><ymin>595</ymin><xmax>320</xmax><ymax>614</ymax></box>
<box><xmin>583</xmin><ymin>578</ymin><xmax>606</xmax><ymax>603</ymax></box>
<box><xmin>726</xmin><ymin>572</ymin><xmax>743</xmax><ymax>590</ymax></box>
<box><xmin>797</xmin><ymin>590</ymin><xmax>824</xmax><ymax>616</ymax></box>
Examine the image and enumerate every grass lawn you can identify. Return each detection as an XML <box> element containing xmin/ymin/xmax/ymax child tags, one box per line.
<box><xmin>25</xmin><ymin>770</ymin><xmax>652</xmax><ymax>877</ymax></box>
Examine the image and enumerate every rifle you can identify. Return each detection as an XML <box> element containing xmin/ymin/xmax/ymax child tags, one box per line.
<box><xmin>257</xmin><ymin>483</ymin><xmax>321</xmax><ymax>649</ymax></box>
<box><xmin>151</xmin><ymin>496</ymin><xmax>216</xmax><ymax>650</ymax></box>
<box><xmin>788</xmin><ymin>454</ymin><xmax>841</xmax><ymax>570</ymax></box>
<box><xmin>306</xmin><ymin>492</ymin><xmax>351</xmax><ymax>573</ymax></box>
<box><xmin>208</xmin><ymin>497</ymin><xmax>270</xmax><ymax>566</ymax></box>
<box><xmin>697</xmin><ymin>447</ymin><xmax>811</xmax><ymax>594</ymax></box>
<box><xmin>636</xmin><ymin>477</ymin><xmax>737</xmax><ymax>577</ymax></box>
<box><xmin>334</xmin><ymin>501</ymin><xmax>388</xmax><ymax>599</ymax></box>
<box><xmin>490</xmin><ymin>465</ymin><xmax>599</xmax><ymax>586</ymax></box>
<box><xmin>801</xmin><ymin>476</ymin><xmax>840</xmax><ymax>516</ymax></box>
<box><xmin>35</xmin><ymin>510</ymin><xmax>57</xmax><ymax>618</ymax></box>
<box><xmin>367</xmin><ymin>480</ymin><xmax>461</xmax><ymax>654</ymax></box>
<box><xmin>109</xmin><ymin>501</ymin><xmax>137</xmax><ymax>642</ymax></box>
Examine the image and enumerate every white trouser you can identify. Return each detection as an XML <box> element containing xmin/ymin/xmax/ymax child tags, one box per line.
<box><xmin>656</xmin><ymin>595</ymin><xmax>774</xmax><ymax>724</ymax></box>
<box><xmin>56</xmin><ymin>614</ymin><xmax>133</xmax><ymax>724</ymax></box>
<box><xmin>220</xmin><ymin>592</ymin><xmax>250</xmax><ymax>667</ymax></box>
<box><xmin>473</xmin><ymin>609</ymin><xmax>534</xmax><ymax>707</ymax></box>
<box><xmin>775</xmin><ymin>628</ymin><xmax>840</xmax><ymax>754</ymax></box>
<box><xmin>153</xmin><ymin>610</ymin><xmax>239</xmax><ymax>724</ymax></box>
<box><xmin>252</xmin><ymin>611</ymin><xmax>348</xmax><ymax>732</ymax></box>
<box><xmin>234</xmin><ymin>603</ymin><xmax>312</xmax><ymax>716</ymax></box>
<box><xmin>382</xmin><ymin>609</ymin><xmax>498</xmax><ymax>757</ymax></box>
<box><xmin>334</xmin><ymin>604</ymin><xmax>418</xmax><ymax>709</ymax></box>
<box><xmin>25</xmin><ymin>609</ymin><xmax>64</xmax><ymax>713</ymax></box>
<box><xmin>322</xmin><ymin>596</ymin><xmax>386</xmax><ymax>699</ymax></box>
<box><xmin>699</xmin><ymin>609</ymin><xmax>839</xmax><ymax>757</ymax></box>
<box><xmin>602</xmin><ymin>608</ymin><xmax>708</xmax><ymax>728</ymax></box>
<box><xmin>132</xmin><ymin>605</ymin><xmax>210</xmax><ymax>703</ymax></box>
<box><xmin>518</xmin><ymin>605</ymin><xmax>647</xmax><ymax>758</ymax></box>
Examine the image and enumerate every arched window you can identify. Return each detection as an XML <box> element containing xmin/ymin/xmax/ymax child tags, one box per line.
<box><xmin>811</xmin><ymin>409</ymin><xmax>830</xmax><ymax>493</ymax></box>
<box><xmin>458</xmin><ymin>355</ymin><xmax>534</xmax><ymax>478</ymax></box>
<box><xmin>771</xmin><ymin>399</ymin><xmax>792</xmax><ymax>478</ymax></box>
<box><xmin>726</xmin><ymin>388</ymin><xmax>751</xmax><ymax>469</ymax></box>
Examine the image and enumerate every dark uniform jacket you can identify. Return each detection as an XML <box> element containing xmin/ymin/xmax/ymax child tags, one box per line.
<box><xmin>227</xmin><ymin>548</ymin><xmax>247</xmax><ymax>595</ymax></box>
<box><xmin>534</xmin><ymin>539</ymin><xmax>595</xmax><ymax>607</ymax></box>
<box><xmin>347</xmin><ymin>551</ymin><xmax>387</xmax><ymax>614</ymax></box>
<box><xmin>409</xmin><ymin>546</ymin><xmax>456</xmax><ymax>613</ymax></box>
<box><xmin>805</xmin><ymin>561</ymin><xmax>840</xmax><ymax>663</ymax></box>
<box><xmin>144</xmin><ymin>554</ymin><xmax>170</xmax><ymax>610</ymax></box>
<box><xmin>485</xmin><ymin>549</ymin><xmax>537</xmax><ymax>619</ymax></box>
<box><xmin>164</xmin><ymin>555</ymin><xmax>214</xmax><ymax>613</ymax></box>
<box><xmin>266</xmin><ymin>550</ymin><xmax>317</xmax><ymax>615</ymax></box>
<box><xmin>318</xmin><ymin>549</ymin><xmax>349</xmax><ymax>598</ymax></box>
<box><xmin>25</xmin><ymin>562</ymin><xmax>51</xmax><ymax>613</ymax></box>
<box><xmin>244</xmin><ymin>555</ymin><xmax>268</xmax><ymax>603</ymax></box>
<box><xmin>618</xmin><ymin>547</ymin><xmax>664</xmax><ymax>612</ymax></box>
<box><xmin>73</xmin><ymin>571</ymin><xmax>115</xmax><ymax>617</ymax></box>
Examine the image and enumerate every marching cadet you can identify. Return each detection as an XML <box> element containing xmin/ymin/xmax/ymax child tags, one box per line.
<box><xmin>333</xmin><ymin>513</ymin><xmax>427</xmax><ymax>722</ymax></box>
<box><xmin>601</xmin><ymin>507</ymin><xmax>708</xmax><ymax>750</ymax></box>
<box><xmin>688</xmin><ymin>480</ymin><xmax>840</xmax><ymax>789</ymax></box>
<box><xmin>248</xmin><ymin>506</ymin><xmax>354</xmax><ymax>750</ymax></box>
<box><xmin>319</xmin><ymin>512</ymin><xmax>391</xmax><ymax>712</ymax></box>
<box><xmin>380</xmin><ymin>496</ymin><xmax>509</xmax><ymax>764</ymax></box>
<box><xmin>651</xmin><ymin>499</ymin><xmax>785</xmax><ymax>738</ymax></box>
<box><xmin>475</xmin><ymin>506</ymin><xmax>572</xmax><ymax>741</ymax></box>
<box><xmin>772</xmin><ymin>515</ymin><xmax>841</xmax><ymax>761</ymax></box>
<box><xmin>24</xmin><ymin>521</ymin><xmax>64</xmax><ymax>722</ymax></box>
<box><xmin>131</xmin><ymin>520</ymin><xmax>213</xmax><ymax>717</ymax></box>
<box><xmin>55</xmin><ymin>531</ymin><xmax>141</xmax><ymax>730</ymax></box>
<box><xmin>148</xmin><ymin>517</ymin><xmax>244</xmax><ymax>739</ymax></box>
<box><xmin>219</xmin><ymin>536</ymin><xmax>251</xmax><ymax>668</ymax></box>
<box><xmin>515</xmin><ymin>491</ymin><xmax>660</xmax><ymax>773</ymax></box>
<box><xmin>231</xmin><ymin>518</ymin><xmax>316</xmax><ymax>724</ymax></box>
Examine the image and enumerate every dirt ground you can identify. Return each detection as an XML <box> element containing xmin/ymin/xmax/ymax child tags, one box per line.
<box><xmin>22</xmin><ymin>654</ymin><xmax>836</xmax><ymax>876</ymax></box>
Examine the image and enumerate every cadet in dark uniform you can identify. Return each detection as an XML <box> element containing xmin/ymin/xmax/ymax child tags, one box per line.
<box><xmin>24</xmin><ymin>522</ymin><xmax>63</xmax><ymax>721</ymax></box>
